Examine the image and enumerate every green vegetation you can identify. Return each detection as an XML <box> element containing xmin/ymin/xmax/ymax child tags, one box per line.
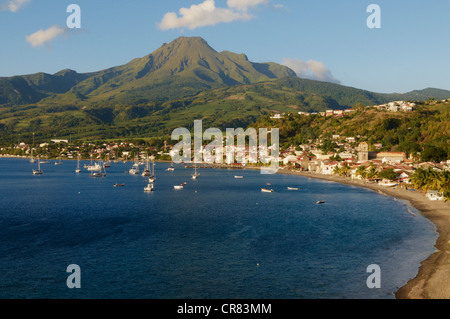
<box><xmin>252</xmin><ymin>101</ymin><xmax>449</xmax><ymax>160</ymax></box>
<box><xmin>410</xmin><ymin>168</ymin><xmax>450</xmax><ymax>200</ymax></box>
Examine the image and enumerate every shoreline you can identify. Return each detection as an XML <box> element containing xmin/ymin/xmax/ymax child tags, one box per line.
<box><xmin>274</xmin><ymin>168</ymin><xmax>450</xmax><ymax>299</ymax></box>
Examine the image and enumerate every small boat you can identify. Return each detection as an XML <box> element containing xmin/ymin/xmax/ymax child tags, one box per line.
<box><xmin>166</xmin><ymin>163</ymin><xmax>175</xmax><ymax>171</ymax></box>
<box><xmin>114</xmin><ymin>183</ymin><xmax>125</xmax><ymax>187</ymax></box>
<box><xmin>90</xmin><ymin>172</ymin><xmax>106</xmax><ymax>178</ymax></box>
<box><xmin>33</xmin><ymin>158</ymin><xmax>43</xmax><ymax>175</ymax></box>
<box><xmin>261</xmin><ymin>188</ymin><xmax>274</xmax><ymax>193</ymax></box>
<box><xmin>378</xmin><ymin>179</ymin><xmax>398</xmax><ymax>187</ymax></box>
<box><xmin>316</xmin><ymin>201</ymin><xmax>325</xmax><ymax>204</ymax></box>
<box><xmin>129</xmin><ymin>163</ymin><xmax>139</xmax><ymax>175</ymax></box>
<box><xmin>234</xmin><ymin>176</ymin><xmax>244</xmax><ymax>179</ymax></box>
<box><xmin>144</xmin><ymin>183</ymin><xmax>154</xmax><ymax>192</ymax></box>
<box><xmin>287</xmin><ymin>187</ymin><xmax>299</xmax><ymax>190</ymax></box>
<box><xmin>174</xmin><ymin>185</ymin><xmax>183</xmax><ymax>190</ymax></box>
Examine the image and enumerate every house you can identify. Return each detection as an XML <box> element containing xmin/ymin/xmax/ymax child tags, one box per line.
<box><xmin>376</xmin><ymin>152</ymin><xmax>406</xmax><ymax>163</ymax></box>
<box><xmin>426</xmin><ymin>190</ymin><xmax>444</xmax><ymax>201</ymax></box>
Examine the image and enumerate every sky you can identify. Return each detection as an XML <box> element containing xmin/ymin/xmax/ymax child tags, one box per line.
<box><xmin>0</xmin><ymin>0</ymin><xmax>449</xmax><ymax>93</ymax></box>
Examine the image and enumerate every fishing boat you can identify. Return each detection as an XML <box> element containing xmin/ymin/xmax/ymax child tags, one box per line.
<box><xmin>144</xmin><ymin>183</ymin><xmax>154</xmax><ymax>192</ymax></box>
<box><xmin>261</xmin><ymin>188</ymin><xmax>274</xmax><ymax>193</ymax></box>
<box><xmin>191</xmin><ymin>164</ymin><xmax>199</xmax><ymax>180</ymax></box>
<box><xmin>32</xmin><ymin>158</ymin><xmax>43</xmax><ymax>175</ymax></box>
<box><xmin>287</xmin><ymin>187</ymin><xmax>299</xmax><ymax>190</ymax></box>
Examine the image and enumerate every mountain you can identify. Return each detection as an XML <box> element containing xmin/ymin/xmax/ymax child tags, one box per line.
<box><xmin>0</xmin><ymin>36</ymin><xmax>449</xmax><ymax>142</ymax></box>
<box><xmin>0</xmin><ymin>36</ymin><xmax>296</xmax><ymax>106</ymax></box>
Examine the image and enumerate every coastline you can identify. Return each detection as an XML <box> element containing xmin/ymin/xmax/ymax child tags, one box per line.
<box><xmin>275</xmin><ymin>168</ymin><xmax>450</xmax><ymax>299</ymax></box>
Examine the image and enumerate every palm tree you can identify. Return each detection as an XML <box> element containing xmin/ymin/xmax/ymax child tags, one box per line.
<box><xmin>356</xmin><ymin>165</ymin><xmax>367</xmax><ymax>179</ymax></box>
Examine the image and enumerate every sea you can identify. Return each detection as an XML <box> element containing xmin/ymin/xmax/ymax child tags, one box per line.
<box><xmin>0</xmin><ymin>158</ymin><xmax>437</xmax><ymax>299</ymax></box>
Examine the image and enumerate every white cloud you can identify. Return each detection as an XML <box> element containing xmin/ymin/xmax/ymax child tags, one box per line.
<box><xmin>158</xmin><ymin>0</ymin><xmax>267</xmax><ymax>30</ymax></box>
<box><xmin>226</xmin><ymin>0</ymin><xmax>269</xmax><ymax>12</ymax></box>
<box><xmin>25</xmin><ymin>25</ymin><xmax>67</xmax><ymax>48</ymax></box>
<box><xmin>281</xmin><ymin>58</ymin><xmax>340</xmax><ymax>84</ymax></box>
<box><xmin>1</xmin><ymin>0</ymin><xmax>31</xmax><ymax>12</ymax></box>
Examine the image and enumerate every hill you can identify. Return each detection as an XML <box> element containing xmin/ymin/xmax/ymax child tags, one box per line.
<box><xmin>0</xmin><ymin>36</ymin><xmax>449</xmax><ymax>143</ymax></box>
<box><xmin>0</xmin><ymin>36</ymin><xmax>295</xmax><ymax>106</ymax></box>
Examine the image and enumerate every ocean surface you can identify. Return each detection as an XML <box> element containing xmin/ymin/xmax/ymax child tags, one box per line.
<box><xmin>0</xmin><ymin>158</ymin><xmax>437</xmax><ymax>299</ymax></box>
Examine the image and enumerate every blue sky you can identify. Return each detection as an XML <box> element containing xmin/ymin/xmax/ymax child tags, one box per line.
<box><xmin>1</xmin><ymin>0</ymin><xmax>449</xmax><ymax>93</ymax></box>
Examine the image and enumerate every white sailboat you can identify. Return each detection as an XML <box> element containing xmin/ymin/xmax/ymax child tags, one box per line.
<box><xmin>191</xmin><ymin>164</ymin><xmax>199</xmax><ymax>180</ymax></box>
<box><xmin>89</xmin><ymin>161</ymin><xmax>107</xmax><ymax>177</ymax></box>
<box><xmin>75</xmin><ymin>156</ymin><xmax>81</xmax><ymax>173</ymax></box>
<box><xmin>166</xmin><ymin>163</ymin><xmax>175</xmax><ymax>171</ymax></box>
<box><xmin>142</xmin><ymin>156</ymin><xmax>151</xmax><ymax>176</ymax></box>
<box><xmin>54</xmin><ymin>157</ymin><xmax>63</xmax><ymax>165</ymax></box>
<box><xmin>148</xmin><ymin>161</ymin><xmax>156</xmax><ymax>183</ymax></box>
<box><xmin>33</xmin><ymin>157</ymin><xmax>43</xmax><ymax>175</ymax></box>
<box><xmin>30</xmin><ymin>149</ymin><xmax>36</xmax><ymax>163</ymax></box>
<box><xmin>144</xmin><ymin>182</ymin><xmax>154</xmax><ymax>192</ymax></box>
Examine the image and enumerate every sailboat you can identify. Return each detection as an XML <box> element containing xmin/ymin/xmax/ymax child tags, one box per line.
<box><xmin>75</xmin><ymin>156</ymin><xmax>81</xmax><ymax>173</ymax></box>
<box><xmin>30</xmin><ymin>149</ymin><xmax>36</xmax><ymax>163</ymax></box>
<box><xmin>166</xmin><ymin>163</ymin><xmax>175</xmax><ymax>171</ymax></box>
<box><xmin>54</xmin><ymin>157</ymin><xmax>63</xmax><ymax>165</ymax></box>
<box><xmin>191</xmin><ymin>164</ymin><xmax>199</xmax><ymax>180</ymax></box>
<box><xmin>33</xmin><ymin>157</ymin><xmax>43</xmax><ymax>175</ymax></box>
<box><xmin>89</xmin><ymin>161</ymin><xmax>107</xmax><ymax>177</ymax></box>
<box><xmin>141</xmin><ymin>156</ymin><xmax>151</xmax><ymax>176</ymax></box>
<box><xmin>129</xmin><ymin>155</ymin><xmax>140</xmax><ymax>174</ymax></box>
<box><xmin>148</xmin><ymin>161</ymin><xmax>156</xmax><ymax>183</ymax></box>
<box><xmin>144</xmin><ymin>181</ymin><xmax>154</xmax><ymax>192</ymax></box>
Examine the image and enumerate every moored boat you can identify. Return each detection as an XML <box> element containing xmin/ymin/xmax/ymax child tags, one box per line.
<box><xmin>261</xmin><ymin>188</ymin><xmax>274</xmax><ymax>193</ymax></box>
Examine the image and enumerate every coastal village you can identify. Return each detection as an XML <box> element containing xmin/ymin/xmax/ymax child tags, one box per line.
<box><xmin>1</xmin><ymin>100</ymin><xmax>449</xmax><ymax>201</ymax></box>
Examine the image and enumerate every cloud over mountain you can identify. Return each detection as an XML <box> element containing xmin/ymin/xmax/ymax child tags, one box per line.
<box><xmin>281</xmin><ymin>58</ymin><xmax>340</xmax><ymax>84</ymax></box>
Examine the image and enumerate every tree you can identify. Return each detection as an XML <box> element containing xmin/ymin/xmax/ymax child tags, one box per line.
<box><xmin>378</xmin><ymin>168</ymin><xmax>399</xmax><ymax>181</ymax></box>
<box><xmin>421</xmin><ymin>145</ymin><xmax>448</xmax><ymax>163</ymax></box>
<box><xmin>356</xmin><ymin>165</ymin><xmax>367</xmax><ymax>179</ymax></box>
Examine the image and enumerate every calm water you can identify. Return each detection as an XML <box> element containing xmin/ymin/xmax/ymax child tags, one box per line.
<box><xmin>0</xmin><ymin>158</ymin><xmax>437</xmax><ymax>299</ymax></box>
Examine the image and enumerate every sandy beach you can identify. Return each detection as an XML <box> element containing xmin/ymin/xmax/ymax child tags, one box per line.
<box><xmin>275</xmin><ymin>168</ymin><xmax>450</xmax><ymax>299</ymax></box>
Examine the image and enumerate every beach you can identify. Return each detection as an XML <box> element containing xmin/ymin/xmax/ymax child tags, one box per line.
<box><xmin>276</xmin><ymin>168</ymin><xmax>450</xmax><ymax>299</ymax></box>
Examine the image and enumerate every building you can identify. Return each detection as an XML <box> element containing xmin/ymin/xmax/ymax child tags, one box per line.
<box><xmin>376</xmin><ymin>152</ymin><xmax>406</xmax><ymax>163</ymax></box>
<box><xmin>357</xmin><ymin>142</ymin><xmax>369</xmax><ymax>162</ymax></box>
<box><xmin>426</xmin><ymin>190</ymin><xmax>444</xmax><ymax>201</ymax></box>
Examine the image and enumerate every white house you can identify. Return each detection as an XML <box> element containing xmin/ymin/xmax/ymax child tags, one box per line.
<box><xmin>426</xmin><ymin>190</ymin><xmax>444</xmax><ymax>201</ymax></box>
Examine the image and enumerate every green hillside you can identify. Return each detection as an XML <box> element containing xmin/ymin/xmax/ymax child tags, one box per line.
<box><xmin>0</xmin><ymin>36</ymin><xmax>449</xmax><ymax>144</ymax></box>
